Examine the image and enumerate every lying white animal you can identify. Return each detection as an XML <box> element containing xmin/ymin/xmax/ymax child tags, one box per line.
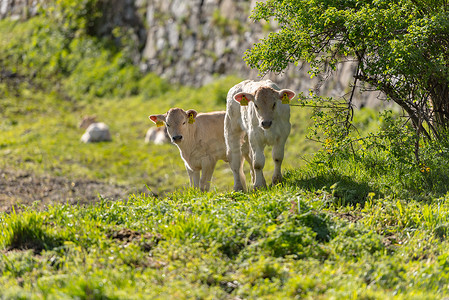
<box><xmin>79</xmin><ymin>115</ymin><xmax>112</xmax><ymax>143</ymax></box>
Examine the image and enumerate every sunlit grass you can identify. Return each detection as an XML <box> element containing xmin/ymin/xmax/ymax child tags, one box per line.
<box><xmin>1</xmin><ymin>184</ymin><xmax>449</xmax><ymax>298</ymax></box>
<box><xmin>0</xmin><ymin>74</ymin><xmax>316</xmax><ymax>194</ymax></box>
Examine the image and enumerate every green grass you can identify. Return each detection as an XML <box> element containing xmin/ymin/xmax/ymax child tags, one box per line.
<box><xmin>0</xmin><ymin>17</ymin><xmax>316</xmax><ymax>195</ymax></box>
<box><xmin>0</xmin><ymin>74</ymin><xmax>316</xmax><ymax>195</ymax></box>
<box><xmin>1</xmin><ymin>186</ymin><xmax>449</xmax><ymax>298</ymax></box>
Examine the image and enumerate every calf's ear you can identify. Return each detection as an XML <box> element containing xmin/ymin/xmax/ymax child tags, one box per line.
<box><xmin>186</xmin><ymin>109</ymin><xmax>198</xmax><ymax>124</ymax></box>
<box><xmin>149</xmin><ymin>114</ymin><xmax>166</xmax><ymax>127</ymax></box>
<box><xmin>278</xmin><ymin>89</ymin><xmax>296</xmax><ymax>104</ymax></box>
<box><xmin>234</xmin><ymin>92</ymin><xmax>254</xmax><ymax>106</ymax></box>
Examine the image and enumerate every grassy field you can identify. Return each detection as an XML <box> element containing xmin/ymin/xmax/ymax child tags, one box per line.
<box><xmin>0</xmin><ymin>18</ymin><xmax>315</xmax><ymax>196</ymax></box>
<box><xmin>0</xmin><ymin>74</ymin><xmax>316</xmax><ymax>196</ymax></box>
<box><xmin>2</xmin><ymin>13</ymin><xmax>449</xmax><ymax>299</ymax></box>
<box><xmin>2</xmin><ymin>177</ymin><xmax>449</xmax><ymax>298</ymax></box>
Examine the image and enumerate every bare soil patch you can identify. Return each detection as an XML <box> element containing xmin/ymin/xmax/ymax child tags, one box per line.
<box><xmin>107</xmin><ymin>228</ymin><xmax>163</xmax><ymax>251</ymax></box>
<box><xmin>0</xmin><ymin>169</ymin><xmax>147</xmax><ymax>213</ymax></box>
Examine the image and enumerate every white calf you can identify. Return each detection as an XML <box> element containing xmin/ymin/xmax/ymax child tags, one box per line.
<box><xmin>224</xmin><ymin>80</ymin><xmax>295</xmax><ymax>191</ymax></box>
<box><xmin>145</xmin><ymin>126</ymin><xmax>170</xmax><ymax>144</ymax></box>
<box><xmin>79</xmin><ymin>115</ymin><xmax>112</xmax><ymax>143</ymax></box>
<box><xmin>149</xmin><ymin>108</ymin><xmax>227</xmax><ymax>191</ymax></box>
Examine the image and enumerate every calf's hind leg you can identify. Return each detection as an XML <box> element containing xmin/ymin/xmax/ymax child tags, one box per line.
<box><xmin>226</xmin><ymin>135</ymin><xmax>246</xmax><ymax>191</ymax></box>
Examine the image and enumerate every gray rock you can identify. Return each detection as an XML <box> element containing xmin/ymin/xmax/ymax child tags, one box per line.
<box><xmin>182</xmin><ymin>35</ymin><xmax>196</xmax><ymax>60</ymax></box>
<box><xmin>167</xmin><ymin>20</ymin><xmax>179</xmax><ymax>47</ymax></box>
<box><xmin>171</xmin><ymin>0</ymin><xmax>188</xmax><ymax>19</ymax></box>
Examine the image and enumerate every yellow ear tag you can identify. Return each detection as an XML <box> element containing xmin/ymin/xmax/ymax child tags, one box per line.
<box><xmin>188</xmin><ymin>114</ymin><xmax>195</xmax><ymax>124</ymax></box>
<box><xmin>240</xmin><ymin>95</ymin><xmax>249</xmax><ymax>106</ymax></box>
<box><xmin>156</xmin><ymin>121</ymin><xmax>164</xmax><ymax>127</ymax></box>
<box><xmin>282</xmin><ymin>93</ymin><xmax>290</xmax><ymax>104</ymax></box>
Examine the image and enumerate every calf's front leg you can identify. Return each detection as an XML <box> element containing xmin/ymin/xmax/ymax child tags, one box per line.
<box><xmin>241</xmin><ymin>135</ymin><xmax>255</xmax><ymax>186</ymax></box>
<box><xmin>199</xmin><ymin>159</ymin><xmax>216</xmax><ymax>192</ymax></box>
<box><xmin>271</xmin><ymin>140</ymin><xmax>286</xmax><ymax>185</ymax></box>
<box><xmin>187</xmin><ymin>166</ymin><xmax>200</xmax><ymax>189</ymax></box>
<box><xmin>250</xmin><ymin>133</ymin><xmax>266</xmax><ymax>189</ymax></box>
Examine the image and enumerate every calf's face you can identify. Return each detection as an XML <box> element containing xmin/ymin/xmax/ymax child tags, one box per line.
<box><xmin>79</xmin><ymin>115</ymin><xmax>97</xmax><ymax>129</ymax></box>
<box><xmin>149</xmin><ymin>108</ymin><xmax>197</xmax><ymax>144</ymax></box>
<box><xmin>234</xmin><ymin>87</ymin><xmax>295</xmax><ymax>130</ymax></box>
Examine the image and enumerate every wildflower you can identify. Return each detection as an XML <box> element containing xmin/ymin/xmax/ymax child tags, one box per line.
<box><xmin>420</xmin><ymin>164</ymin><xmax>430</xmax><ymax>173</ymax></box>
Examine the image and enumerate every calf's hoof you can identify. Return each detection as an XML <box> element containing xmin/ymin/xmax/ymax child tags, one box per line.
<box><xmin>272</xmin><ymin>174</ymin><xmax>283</xmax><ymax>185</ymax></box>
<box><xmin>233</xmin><ymin>185</ymin><xmax>245</xmax><ymax>192</ymax></box>
<box><xmin>253</xmin><ymin>183</ymin><xmax>267</xmax><ymax>191</ymax></box>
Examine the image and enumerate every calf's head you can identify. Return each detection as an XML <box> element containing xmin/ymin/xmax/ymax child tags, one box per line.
<box><xmin>149</xmin><ymin>108</ymin><xmax>198</xmax><ymax>144</ymax></box>
<box><xmin>79</xmin><ymin>115</ymin><xmax>97</xmax><ymax>129</ymax></box>
<box><xmin>234</xmin><ymin>87</ymin><xmax>295</xmax><ymax>129</ymax></box>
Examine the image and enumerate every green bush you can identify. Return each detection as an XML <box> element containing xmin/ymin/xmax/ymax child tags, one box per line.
<box><xmin>301</xmin><ymin>106</ymin><xmax>449</xmax><ymax>199</ymax></box>
<box><xmin>63</xmin><ymin>43</ymin><xmax>142</xmax><ymax>99</ymax></box>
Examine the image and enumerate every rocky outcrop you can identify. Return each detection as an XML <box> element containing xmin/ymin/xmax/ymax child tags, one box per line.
<box><xmin>141</xmin><ymin>0</ymin><xmax>378</xmax><ymax>106</ymax></box>
<box><xmin>0</xmin><ymin>0</ymin><xmax>38</xmax><ymax>20</ymax></box>
<box><xmin>0</xmin><ymin>0</ymin><xmax>380</xmax><ymax>107</ymax></box>
<box><xmin>142</xmin><ymin>0</ymin><xmax>263</xmax><ymax>86</ymax></box>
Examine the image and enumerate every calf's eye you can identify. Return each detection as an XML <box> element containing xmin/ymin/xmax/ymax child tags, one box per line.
<box><xmin>182</xmin><ymin>121</ymin><xmax>186</xmax><ymax>125</ymax></box>
<box><xmin>272</xmin><ymin>103</ymin><xmax>276</xmax><ymax>109</ymax></box>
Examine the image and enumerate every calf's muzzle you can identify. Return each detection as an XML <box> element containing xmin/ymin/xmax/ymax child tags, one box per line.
<box><xmin>261</xmin><ymin>120</ymin><xmax>272</xmax><ymax>129</ymax></box>
<box><xmin>172</xmin><ymin>135</ymin><xmax>183</xmax><ymax>143</ymax></box>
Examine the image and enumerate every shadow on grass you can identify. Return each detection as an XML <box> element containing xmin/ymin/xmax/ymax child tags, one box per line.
<box><xmin>6</xmin><ymin>226</ymin><xmax>64</xmax><ymax>255</ymax></box>
<box><xmin>4</xmin><ymin>214</ymin><xmax>65</xmax><ymax>255</ymax></box>
<box><xmin>283</xmin><ymin>170</ymin><xmax>380</xmax><ymax>208</ymax></box>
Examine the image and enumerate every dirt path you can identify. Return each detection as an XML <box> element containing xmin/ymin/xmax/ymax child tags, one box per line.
<box><xmin>0</xmin><ymin>169</ymin><xmax>144</xmax><ymax>213</ymax></box>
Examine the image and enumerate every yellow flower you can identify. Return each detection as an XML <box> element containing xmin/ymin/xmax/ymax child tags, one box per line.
<box><xmin>420</xmin><ymin>165</ymin><xmax>430</xmax><ymax>173</ymax></box>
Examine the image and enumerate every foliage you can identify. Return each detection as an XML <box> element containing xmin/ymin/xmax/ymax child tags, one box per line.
<box><xmin>287</xmin><ymin>88</ymin><xmax>449</xmax><ymax>199</ymax></box>
<box><xmin>313</xmin><ymin>108</ymin><xmax>449</xmax><ymax>198</ymax></box>
<box><xmin>44</xmin><ymin>0</ymin><xmax>103</xmax><ymax>38</ymax></box>
<box><xmin>245</xmin><ymin>0</ymin><xmax>449</xmax><ymax>140</ymax></box>
<box><xmin>0</xmin><ymin>13</ymin><xmax>151</xmax><ymax>101</ymax></box>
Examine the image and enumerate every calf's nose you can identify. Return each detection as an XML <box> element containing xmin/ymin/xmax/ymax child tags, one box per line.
<box><xmin>172</xmin><ymin>135</ymin><xmax>183</xmax><ymax>143</ymax></box>
<box><xmin>261</xmin><ymin>120</ymin><xmax>272</xmax><ymax>129</ymax></box>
